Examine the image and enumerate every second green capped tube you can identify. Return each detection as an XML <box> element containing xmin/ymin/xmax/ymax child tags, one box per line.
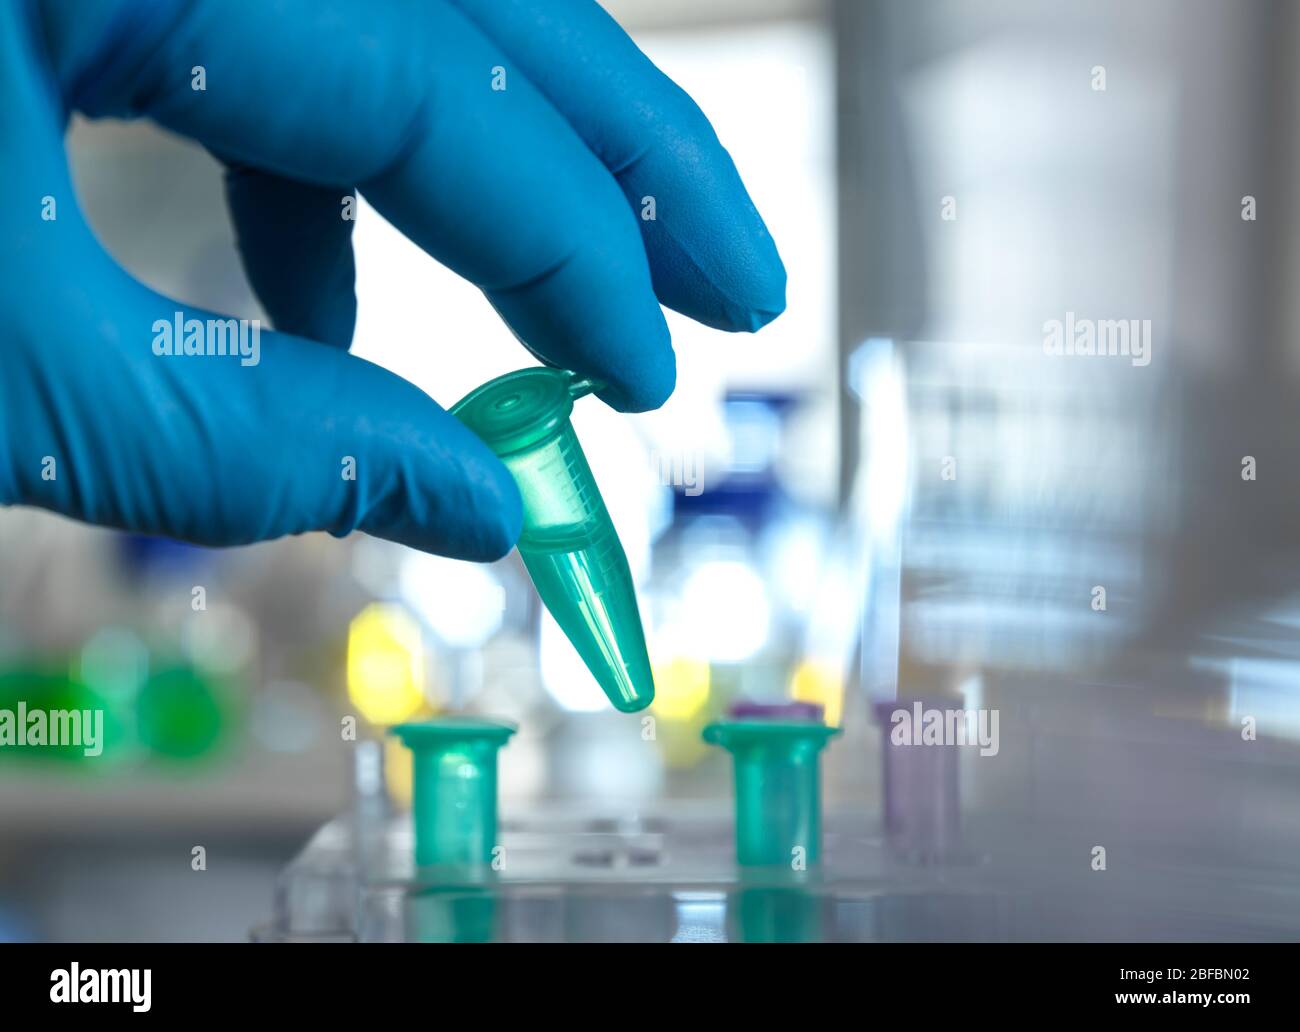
<box><xmin>452</xmin><ymin>367</ymin><xmax>655</xmax><ymax>713</ymax></box>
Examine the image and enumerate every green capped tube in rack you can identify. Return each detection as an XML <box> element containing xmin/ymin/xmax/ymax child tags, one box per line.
<box><xmin>703</xmin><ymin>717</ymin><xmax>842</xmax><ymax>868</ymax></box>
<box><xmin>452</xmin><ymin>367</ymin><xmax>655</xmax><ymax>713</ymax></box>
<box><xmin>390</xmin><ymin>718</ymin><xmax>515</xmax><ymax>868</ymax></box>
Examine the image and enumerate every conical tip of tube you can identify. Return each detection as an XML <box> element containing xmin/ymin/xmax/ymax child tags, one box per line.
<box><xmin>609</xmin><ymin>686</ymin><xmax>655</xmax><ymax>714</ymax></box>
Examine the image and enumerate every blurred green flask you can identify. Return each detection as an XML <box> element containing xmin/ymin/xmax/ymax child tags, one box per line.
<box><xmin>452</xmin><ymin>368</ymin><xmax>655</xmax><ymax>713</ymax></box>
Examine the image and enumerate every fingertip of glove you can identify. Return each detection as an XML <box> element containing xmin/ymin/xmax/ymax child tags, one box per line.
<box><xmin>716</xmin><ymin>245</ymin><xmax>787</xmax><ymax>333</ymax></box>
<box><xmin>722</xmin><ymin>295</ymin><xmax>786</xmax><ymax>334</ymax></box>
<box><xmin>473</xmin><ymin>467</ymin><xmax>523</xmax><ymax>562</ymax></box>
<box><xmin>601</xmin><ymin>336</ymin><xmax>677</xmax><ymax>414</ymax></box>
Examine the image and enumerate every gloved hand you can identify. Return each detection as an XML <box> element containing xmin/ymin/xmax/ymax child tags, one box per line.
<box><xmin>0</xmin><ymin>0</ymin><xmax>784</xmax><ymax>560</ymax></box>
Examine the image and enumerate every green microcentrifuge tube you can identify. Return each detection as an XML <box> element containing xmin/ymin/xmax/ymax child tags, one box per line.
<box><xmin>703</xmin><ymin>720</ymin><xmax>842</xmax><ymax>867</ymax></box>
<box><xmin>390</xmin><ymin>718</ymin><xmax>515</xmax><ymax>868</ymax></box>
<box><xmin>452</xmin><ymin>367</ymin><xmax>655</xmax><ymax>713</ymax></box>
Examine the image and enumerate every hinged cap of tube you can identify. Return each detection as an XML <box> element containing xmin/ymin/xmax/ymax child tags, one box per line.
<box><xmin>451</xmin><ymin>367</ymin><xmax>596</xmax><ymax>457</ymax></box>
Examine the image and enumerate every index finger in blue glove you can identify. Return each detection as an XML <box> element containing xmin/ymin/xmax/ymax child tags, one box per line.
<box><xmin>40</xmin><ymin>0</ymin><xmax>674</xmax><ymax>411</ymax></box>
<box><xmin>448</xmin><ymin>0</ymin><xmax>787</xmax><ymax>333</ymax></box>
<box><xmin>222</xmin><ymin>162</ymin><xmax>359</xmax><ymax>350</ymax></box>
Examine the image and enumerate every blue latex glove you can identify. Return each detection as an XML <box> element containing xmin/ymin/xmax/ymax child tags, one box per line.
<box><xmin>0</xmin><ymin>0</ymin><xmax>785</xmax><ymax>560</ymax></box>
